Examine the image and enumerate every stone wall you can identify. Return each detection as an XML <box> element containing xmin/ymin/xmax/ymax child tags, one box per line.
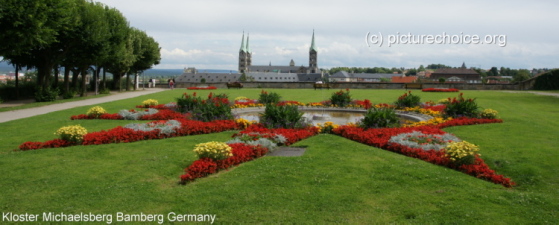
<box><xmin>171</xmin><ymin>82</ymin><xmax>520</xmax><ymax>90</ymax></box>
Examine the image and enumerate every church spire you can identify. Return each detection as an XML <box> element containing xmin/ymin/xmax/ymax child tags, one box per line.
<box><xmin>310</xmin><ymin>29</ymin><xmax>318</xmax><ymax>52</ymax></box>
<box><xmin>309</xmin><ymin>30</ymin><xmax>318</xmax><ymax>73</ymax></box>
<box><xmin>240</xmin><ymin>31</ymin><xmax>247</xmax><ymax>52</ymax></box>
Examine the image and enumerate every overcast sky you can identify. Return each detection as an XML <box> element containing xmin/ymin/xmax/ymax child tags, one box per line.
<box><xmin>96</xmin><ymin>0</ymin><xmax>559</xmax><ymax>71</ymax></box>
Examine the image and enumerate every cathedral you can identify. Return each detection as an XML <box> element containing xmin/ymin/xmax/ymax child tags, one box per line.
<box><xmin>175</xmin><ymin>31</ymin><xmax>323</xmax><ymax>84</ymax></box>
<box><xmin>238</xmin><ymin>31</ymin><xmax>320</xmax><ymax>74</ymax></box>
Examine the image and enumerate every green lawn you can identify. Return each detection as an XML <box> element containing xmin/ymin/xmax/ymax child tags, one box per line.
<box><xmin>1</xmin><ymin>89</ymin><xmax>558</xmax><ymax>224</ymax></box>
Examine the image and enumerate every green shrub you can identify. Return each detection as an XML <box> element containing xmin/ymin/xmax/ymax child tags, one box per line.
<box><xmin>533</xmin><ymin>69</ymin><xmax>559</xmax><ymax>90</ymax></box>
<box><xmin>394</xmin><ymin>91</ymin><xmax>421</xmax><ymax>108</ymax></box>
<box><xmin>99</xmin><ymin>88</ymin><xmax>111</xmax><ymax>94</ymax></box>
<box><xmin>443</xmin><ymin>93</ymin><xmax>479</xmax><ymax>118</ymax></box>
<box><xmin>176</xmin><ymin>92</ymin><xmax>232</xmax><ymax>121</ymax></box>
<box><xmin>62</xmin><ymin>89</ymin><xmax>78</xmax><ymax>99</ymax></box>
<box><xmin>359</xmin><ymin>107</ymin><xmax>400</xmax><ymax>129</ymax></box>
<box><xmin>261</xmin><ymin>104</ymin><xmax>307</xmax><ymax>129</ymax></box>
<box><xmin>34</xmin><ymin>86</ymin><xmax>59</xmax><ymax>102</ymax></box>
<box><xmin>330</xmin><ymin>89</ymin><xmax>352</xmax><ymax>107</ymax></box>
<box><xmin>258</xmin><ymin>90</ymin><xmax>281</xmax><ymax>104</ymax></box>
<box><xmin>0</xmin><ymin>82</ymin><xmax>37</xmax><ymax>100</ymax></box>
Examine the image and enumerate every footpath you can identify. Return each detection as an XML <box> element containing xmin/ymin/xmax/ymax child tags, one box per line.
<box><xmin>0</xmin><ymin>88</ymin><xmax>167</xmax><ymax>123</ymax></box>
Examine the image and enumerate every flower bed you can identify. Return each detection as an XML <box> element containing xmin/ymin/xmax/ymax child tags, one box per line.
<box><xmin>422</xmin><ymin>88</ymin><xmax>460</xmax><ymax>92</ymax></box>
<box><xmin>233</xmin><ymin>124</ymin><xmax>320</xmax><ymax>146</ymax></box>
<box><xmin>180</xmin><ymin>125</ymin><xmax>319</xmax><ymax>184</ymax></box>
<box><xmin>71</xmin><ymin>109</ymin><xmax>186</xmax><ymax>120</ymax></box>
<box><xmin>18</xmin><ymin>90</ymin><xmax>514</xmax><ymax>188</ymax></box>
<box><xmin>18</xmin><ymin>119</ymin><xmax>239</xmax><ymax>150</ymax></box>
<box><xmin>180</xmin><ymin>143</ymin><xmax>268</xmax><ymax>183</ymax></box>
<box><xmin>186</xmin><ymin>86</ymin><xmax>217</xmax><ymax>90</ymax></box>
<box><xmin>135</xmin><ymin>102</ymin><xmax>178</xmax><ymax>110</ymax></box>
<box><xmin>332</xmin><ymin>117</ymin><xmax>514</xmax><ymax>187</ymax></box>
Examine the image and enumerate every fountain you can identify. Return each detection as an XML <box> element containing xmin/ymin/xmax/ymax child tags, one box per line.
<box><xmin>233</xmin><ymin>107</ymin><xmax>431</xmax><ymax>126</ymax></box>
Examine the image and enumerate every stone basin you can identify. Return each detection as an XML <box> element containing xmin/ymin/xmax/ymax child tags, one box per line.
<box><xmin>232</xmin><ymin>107</ymin><xmax>432</xmax><ymax>126</ymax></box>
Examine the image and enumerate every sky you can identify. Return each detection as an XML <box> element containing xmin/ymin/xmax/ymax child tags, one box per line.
<box><xmin>96</xmin><ymin>0</ymin><xmax>559</xmax><ymax>71</ymax></box>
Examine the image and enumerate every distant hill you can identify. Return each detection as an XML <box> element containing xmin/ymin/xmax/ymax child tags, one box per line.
<box><xmin>0</xmin><ymin>61</ymin><xmax>14</xmax><ymax>74</ymax></box>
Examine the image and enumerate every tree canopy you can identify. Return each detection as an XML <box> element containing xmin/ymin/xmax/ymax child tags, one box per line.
<box><xmin>0</xmin><ymin>0</ymin><xmax>160</xmax><ymax>100</ymax></box>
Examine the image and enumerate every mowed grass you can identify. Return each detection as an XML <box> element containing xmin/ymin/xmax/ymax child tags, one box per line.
<box><xmin>0</xmin><ymin>89</ymin><xmax>558</xmax><ymax>224</ymax></box>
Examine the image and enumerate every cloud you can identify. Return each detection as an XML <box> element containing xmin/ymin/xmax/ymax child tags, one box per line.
<box><xmin>95</xmin><ymin>0</ymin><xmax>559</xmax><ymax>70</ymax></box>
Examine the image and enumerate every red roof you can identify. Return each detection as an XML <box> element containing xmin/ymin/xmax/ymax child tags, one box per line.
<box><xmin>391</xmin><ymin>76</ymin><xmax>418</xmax><ymax>83</ymax></box>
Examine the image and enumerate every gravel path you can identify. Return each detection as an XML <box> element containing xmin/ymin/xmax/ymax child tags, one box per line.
<box><xmin>0</xmin><ymin>88</ymin><xmax>167</xmax><ymax>123</ymax></box>
<box><xmin>502</xmin><ymin>91</ymin><xmax>559</xmax><ymax>98</ymax></box>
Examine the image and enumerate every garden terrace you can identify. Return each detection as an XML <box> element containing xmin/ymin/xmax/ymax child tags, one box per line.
<box><xmin>0</xmin><ymin>89</ymin><xmax>558</xmax><ymax>224</ymax></box>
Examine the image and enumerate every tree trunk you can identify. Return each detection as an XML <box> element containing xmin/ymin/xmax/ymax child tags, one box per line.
<box><xmin>95</xmin><ymin>66</ymin><xmax>102</xmax><ymax>95</ymax></box>
<box><xmin>113</xmin><ymin>72</ymin><xmax>121</xmax><ymax>90</ymax></box>
<box><xmin>80</xmin><ymin>67</ymin><xmax>87</xmax><ymax>97</ymax></box>
<box><xmin>53</xmin><ymin>66</ymin><xmax>59</xmax><ymax>88</ymax></box>
<box><xmin>133</xmin><ymin>73</ymin><xmax>138</xmax><ymax>91</ymax></box>
<box><xmin>63</xmin><ymin>66</ymin><xmax>70</xmax><ymax>94</ymax></box>
<box><xmin>102</xmin><ymin>68</ymin><xmax>106</xmax><ymax>90</ymax></box>
<box><xmin>71</xmin><ymin>68</ymin><xmax>79</xmax><ymax>91</ymax></box>
<box><xmin>36</xmin><ymin>60</ymin><xmax>54</xmax><ymax>89</ymax></box>
<box><xmin>125</xmin><ymin>73</ymin><xmax>130</xmax><ymax>91</ymax></box>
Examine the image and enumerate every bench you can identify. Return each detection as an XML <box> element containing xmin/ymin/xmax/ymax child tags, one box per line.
<box><xmin>226</xmin><ymin>82</ymin><xmax>243</xmax><ymax>89</ymax></box>
<box><xmin>404</xmin><ymin>83</ymin><xmax>423</xmax><ymax>90</ymax></box>
<box><xmin>313</xmin><ymin>83</ymin><xmax>330</xmax><ymax>90</ymax></box>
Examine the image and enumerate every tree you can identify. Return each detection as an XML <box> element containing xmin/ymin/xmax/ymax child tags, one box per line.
<box><xmin>418</xmin><ymin>65</ymin><xmax>426</xmax><ymax>71</ymax></box>
<box><xmin>103</xmin><ymin>8</ymin><xmax>134</xmax><ymax>91</ymax></box>
<box><xmin>0</xmin><ymin>0</ymin><xmax>80</xmax><ymax>90</ymax></box>
<box><xmin>426</xmin><ymin>64</ymin><xmax>451</xmax><ymax>69</ymax></box>
<box><xmin>62</xmin><ymin>1</ymin><xmax>111</xmax><ymax>96</ymax></box>
<box><xmin>513</xmin><ymin>69</ymin><xmax>531</xmax><ymax>83</ymax></box>
<box><xmin>405</xmin><ymin>68</ymin><xmax>417</xmax><ymax>76</ymax></box>
<box><xmin>128</xmin><ymin>28</ymin><xmax>161</xmax><ymax>90</ymax></box>
<box><xmin>487</xmin><ymin>67</ymin><xmax>499</xmax><ymax>77</ymax></box>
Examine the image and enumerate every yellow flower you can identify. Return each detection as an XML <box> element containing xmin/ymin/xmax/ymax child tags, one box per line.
<box><xmin>481</xmin><ymin>109</ymin><xmax>499</xmax><ymax>119</ymax></box>
<box><xmin>142</xmin><ymin>99</ymin><xmax>159</xmax><ymax>106</ymax></box>
<box><xmin>55</xmin><ymin>125</ymin><xmax>88</xmax><ymax>143</ymax></box>
<box><xmin>438</xmin><ymin>98</ymin><xmax>450</xmax><ymax>104</ymax></box>
<box><xmin>444</xmin><ymin>141</ymin><xmax>480</xmax><ymax>165</ymax></box>
<box><xmin>193</xmin><ymin>141</ymin><xmax>232</xmax><ymax>160</ymax></box>
<box><xmin>86</xmin><ymin>106</ymin><xmax>107</xmax><ymax>118</ymax></box>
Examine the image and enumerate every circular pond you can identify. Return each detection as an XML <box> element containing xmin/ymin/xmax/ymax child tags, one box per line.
<box><xmin>233</xmin><ymin>107</ymin><xmax>431</xmax><ymax>126</ymax></box>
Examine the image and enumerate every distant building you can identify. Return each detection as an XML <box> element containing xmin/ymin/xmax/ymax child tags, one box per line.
<box><xmin>430</xmin><ymin>63</ymin><xmax>482</xmax><ymax>83</ymax></box>
<box><xmin>486</xmin><ymin>76</ymin><xmax>513</xmax><ymax>84</ymax></box>
<box><xmin>391</xmin><ymin>76</ymin><xmax>419</xmax><ymax>83</ymax></box>
<box><xmin>177</xmin><ymin>31</ymin><xmax>324</xmax><ymax>84</ymax></box>
<box><xmin>239</xmin><ymin>30</ymin><xmax>320</xmax><ymax>74</ymax></box>
<box><xmin>330</xmin><ymin>71</ymin><xmax>395</xmax><ymax>82</ymax></box>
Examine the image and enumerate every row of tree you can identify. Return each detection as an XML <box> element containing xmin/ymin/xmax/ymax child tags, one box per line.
<box><xmin>328</xmin><ymin>67</ymin><xmax>404</xmax><ymax>74</ymax></box>
<box><xmin>0</xmin><ymin>0</ymin><xmax>161</xmax><ymax>100</ymax></box>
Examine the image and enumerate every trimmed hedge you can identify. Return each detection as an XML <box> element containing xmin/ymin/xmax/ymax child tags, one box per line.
<box><xmin>533</xmin><ymin>69</ymin><xmax>559</xmax><ymax>90</ymax></box>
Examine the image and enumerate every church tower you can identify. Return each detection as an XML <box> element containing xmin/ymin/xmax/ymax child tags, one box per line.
<box><xmin>239</xmin><ymin>32</ymin><xmax>249</xmax><ymax>73</ymax></box>
<box><xmin>309</xmin><ymin>30</ymin><xmax>318</xmax><ymax>73</ymax></box>
<box><xmin>246</xmin><ymin>33</ymin><xmax>252</xmax><ymax>68</ymax></box>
